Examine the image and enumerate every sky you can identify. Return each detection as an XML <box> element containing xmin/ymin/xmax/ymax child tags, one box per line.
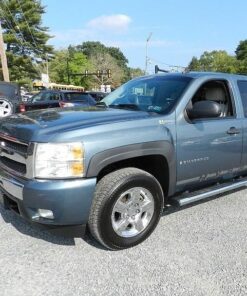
<box><xmin>42</xmin><ymin>0</ymin><xmax>247</xmax><ymax>72</ymax></box>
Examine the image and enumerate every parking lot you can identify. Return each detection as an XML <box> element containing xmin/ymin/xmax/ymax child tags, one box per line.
<box><xmin>0</xmin><ymin>188</ymin><xmax>247</xmax><ymax>296</ymax></box>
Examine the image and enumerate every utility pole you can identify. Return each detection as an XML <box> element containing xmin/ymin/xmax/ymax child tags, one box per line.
<box><xmin>0</xmin><ymin>20</ymin><xmax>10</xmax><ymax>82</ymax></box>
<box><xmin>66</xmin><ymin>58</ymin><xmax>70</xmax><ymax>84</ymax></box>
<box><xmin>46</xmin><ymin>54</ymin><xmax>49</xmax><ymax>84</ymax></box>
<box><xmin>145</xmin><ymin>32</ymin><xmax>152</xmax><ymax>75</ymax></box>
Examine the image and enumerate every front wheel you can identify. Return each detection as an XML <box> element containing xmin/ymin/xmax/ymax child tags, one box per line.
<box><xmin>88</xmin><ymin>168</ymin><xmax>164</xmax><ymax>250</ymax></box>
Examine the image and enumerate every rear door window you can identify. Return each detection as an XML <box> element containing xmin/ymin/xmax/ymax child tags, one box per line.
<box><xmin>237</xmin><ymin>80</ymin><xmax>247</xmax><ymax>117</ymax></box>
<box><xmin>49</xmin><ymin>93</ymin><xmax>60</xmax><ymax>101</ymax></box>
<box><xmin>63</xmin><ymin>93</ymin><xmax>90</xmax><ymax>102</ymax></box>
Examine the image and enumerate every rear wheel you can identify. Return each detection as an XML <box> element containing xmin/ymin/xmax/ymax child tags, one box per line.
<box><xmin>0</xmin><ymin>97</ymin><xmax>13</xmax><ymax>117</ymax></box>
<box><xmin>88</xmin><ymin>168</ymin><xmax>164</xmax><ymax>250</ymax></box>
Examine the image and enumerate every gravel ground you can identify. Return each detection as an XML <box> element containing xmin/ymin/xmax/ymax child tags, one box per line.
<box><xmin>0</xmin><ymin>189</ymin><xmax>247</xmax><ymax>296</ymax></box>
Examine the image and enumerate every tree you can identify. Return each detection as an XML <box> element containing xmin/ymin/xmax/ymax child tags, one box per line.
<box><xmin>74</xmin><ymin>41</ymin><xmax>131</xmax><ymax>85</ymax></box>
<box><xmin>107</xmin><ymin>47</ymin><xmax>128</xmax><ymax>68</ymax></box>
<box><xmin>129</xmin><ymin>67</ymin><xmax>145</xmax><ymax>78</ymax></box>
<box><xmin>236</xmin><ymin>40</ymin><xmax>247</xmax><ymax>60</ymax></box>
<box><xmin>188</xmin><ymin>56</ymin><xmax>201</xmax><ymax>71</ymax></box>
<box><xmin>235</xmin><ymin>40</ymin><xmax>247</xmax><ymax>74</ymax></box>
<box><xmin>188</xmin><ymin>51</ymin><xmax>239</xmax><ymax>73</ymax></box>
<box><xmin>88</xmin><ymin>52</ymin><xmax>125</xmax><ymax>88</ymax></box>
<box><xmin>0</xmin><ymin>0</ymin><xmax>53</xmax><ymax>82</ymax></box>
<box><xmin>75</xmin><ymin>41</ymin><xmax>105</xmax><ymax>57</ymax></box>
<box><xmin>49</xmin><ymin>49</ymin><xmax>91</xmax><ymax>87</ymax></box>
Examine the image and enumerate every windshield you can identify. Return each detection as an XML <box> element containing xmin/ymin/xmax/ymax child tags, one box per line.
<box><xmin>102</xmin><ymin>75</ymin><xmax>192</xmax><ymax>114</ymax></box>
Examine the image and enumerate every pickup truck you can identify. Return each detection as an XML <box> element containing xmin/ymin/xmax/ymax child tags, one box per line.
<box><xmin>0</xmin><ymin>72</ymin><xmax>247</xmax><ymax>250</ymax></box>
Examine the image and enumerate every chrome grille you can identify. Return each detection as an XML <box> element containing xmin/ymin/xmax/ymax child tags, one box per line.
<box><xmin>0</xmin><ymin>134</ymin><xmax>29</xmax><ymax>177</ymax></box>
<box><xmin>0</xmin><ymin>157</ymin><xmax>26</xmax><ymax>174</ymax></box>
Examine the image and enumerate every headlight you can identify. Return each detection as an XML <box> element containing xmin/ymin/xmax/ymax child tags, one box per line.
<box><xmin>35</xmin><ymin>142</ymin><xmax>84</xmax><ymax>178</ymax></box>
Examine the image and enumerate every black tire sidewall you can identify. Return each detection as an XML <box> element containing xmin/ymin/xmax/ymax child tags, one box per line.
<box><xmin>99</xmin><ymin>174</ymin><xmax>163</xmax><ymax>249</ymax></box>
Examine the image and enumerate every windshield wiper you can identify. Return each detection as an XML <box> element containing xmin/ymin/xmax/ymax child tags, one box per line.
<box><xmin>95</xmin><ymin>102</ymin><xmax>107</xmax><ymax>107</ymax></box>
<box><xmin>109</xmin><ymin>104</ymin><xmax>139</xmax><ymax>111</ymax></box>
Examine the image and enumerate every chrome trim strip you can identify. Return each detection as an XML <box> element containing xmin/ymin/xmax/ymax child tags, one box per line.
<box><xmin>0</xmin><ymin>151</ymin><xmax>26</xmax><ymax>164</ymax></box>
<box><xmin>0</xmin><ymin>176</ymin><xmax>24</xmax><ymax>200</ymax></box>
<box><xmin>176</xmin><ymin>179</ymin><xmax>247</xmax><ymax>207</ymax></box>
<box><xmin>0</xmin><ymin>133</ymin><xmax>28</xmax><ymax>146</ymax></box>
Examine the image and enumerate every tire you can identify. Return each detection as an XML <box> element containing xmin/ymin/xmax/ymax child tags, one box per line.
<box><xmin>0</xmin><ymin>97</ymin><xmax>14</xmax><ymax>117</ymax></box>
<box><xmin>88</xmin><ymin>168</ymin><xmax>164</xmax><ymax>250</ymax></box>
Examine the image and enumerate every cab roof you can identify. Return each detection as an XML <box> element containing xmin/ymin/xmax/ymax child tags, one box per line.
<box><xmin>145</xmin><ymin>71</ymin><xmax>247</xmax><ymax>80</ymax></box>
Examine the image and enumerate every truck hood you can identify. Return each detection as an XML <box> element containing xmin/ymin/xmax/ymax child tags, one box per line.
<box><xmin>0</xmin><ymin>106</ymin><xmax>150</xmax><ymax>142</ymax></box>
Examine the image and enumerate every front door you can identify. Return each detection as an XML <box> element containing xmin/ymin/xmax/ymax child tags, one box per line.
<box><xmin>176</xmin><ymin>79</ymin><xmax>242</xmax><ymax>191</ymax></box>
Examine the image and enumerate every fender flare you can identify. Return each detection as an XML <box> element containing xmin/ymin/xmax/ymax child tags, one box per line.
<box><xmin>86</xmin><ymin>141</ymin><xmax>176</xmax><ymax>196</ymax></box>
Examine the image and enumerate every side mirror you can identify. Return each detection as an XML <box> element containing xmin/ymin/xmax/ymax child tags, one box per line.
<box><xmin>187</xmin><ymin>100</ymin><xmax>221</xmax><ymax>119</ymax></box>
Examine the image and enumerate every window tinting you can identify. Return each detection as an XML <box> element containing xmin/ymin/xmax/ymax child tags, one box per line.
<box><xmin>0</xmin><ymin>83</ymin><xmax>19</xmax><ymax>98</ymax></box>
<box><xmin>237</xmin><ymin>80</ymin><xmax>247</xmax><ymax>117</ymax></box>
<box><xmin>63</xmin><ymin>93</ymin><xmax>90</xmax><ymax>102</ymax></box>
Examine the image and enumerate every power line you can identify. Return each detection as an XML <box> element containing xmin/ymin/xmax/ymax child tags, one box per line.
<box><xmin>0</xmin><ymin>1</ymin><xmax>40</xmax><ymax>53</ymax></box>
<box><xmin>149</xmin><ymin>56</ymin><xmax>186</xmax><ymax>70</ymax></box>
<box><xmin>0</xmin><ymin>2</ymin><xmax>43</xmax><ymax>76</ymax></box>
<box><xmin>1</xmin><ymin>0</ymin><xmax>24</xmax><ymax>39</ymax></box>
<box><xmin>0</xmin><ymin>4</ymin><xmax>42</xmax><ymax>75</ymax></box>
<box><xmin>16</xmin><ymin>0</ymin><xmax>40</xmax><ymax>50</ymax></box>
<box><xmin>0</xmin><ymin>4</ymin><xmax>32</xmax><ymax>56</ymax></box>
<box><xmin>0</xmin><ymin>10</ymin><xmax>26</xmax><ymax>50</ymax></box>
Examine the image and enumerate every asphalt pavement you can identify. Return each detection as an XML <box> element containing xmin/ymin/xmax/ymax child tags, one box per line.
<box><xmin>0</xmin><ymin>188</ymin><xmax>247</xmax><ymax>296</ymax></box>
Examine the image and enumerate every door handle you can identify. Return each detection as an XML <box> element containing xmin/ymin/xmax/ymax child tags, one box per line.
<box><xmin>227</xmin><ymin>127</ymin><xmax>240</xmax><ymax>135</ymax></box>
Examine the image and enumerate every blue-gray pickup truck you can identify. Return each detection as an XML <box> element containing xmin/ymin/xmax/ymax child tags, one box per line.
<box><xmin>0</xmin><ymin>72</ymin><xmax>247</xmax><ymax>250</ymax></box>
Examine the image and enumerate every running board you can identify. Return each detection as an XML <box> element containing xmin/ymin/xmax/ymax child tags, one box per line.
<box><xmin>172</xmin><ymin>177</ymin><xmax>247</xmax><ymax>207</ymax></box>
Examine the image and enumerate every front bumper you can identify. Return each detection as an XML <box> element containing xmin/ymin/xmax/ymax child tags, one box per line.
<box><xmin>0</xmin><ymin>169</ymin><xmax>97</xmax><ymax>226</ymax></box>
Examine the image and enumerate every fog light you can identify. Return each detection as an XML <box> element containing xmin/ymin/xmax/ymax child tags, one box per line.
<box><xmin>38</xmin><ymin>209</ymin><xmax>54</xmax><ymax>219</ymax></box>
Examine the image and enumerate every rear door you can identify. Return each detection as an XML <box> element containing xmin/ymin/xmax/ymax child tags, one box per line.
<box><xmin>236</xmin><ymin>79</ymin><xmax>247</xmax><ymax>170</ymax></box>
<box><xmin>26</xmin><ymin>91</ymin><xmax>60</xmax><ymax>111</ymax></box>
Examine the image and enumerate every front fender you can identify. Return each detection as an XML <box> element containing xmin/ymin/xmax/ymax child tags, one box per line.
<box><xmin>86</xmin><ymin>140</ymin><xmax>176</xmax><ymax>196</ymax></box>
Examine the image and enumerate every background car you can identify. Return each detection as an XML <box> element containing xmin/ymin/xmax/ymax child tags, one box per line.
<box><xmin>21</xmin><ymin>92</ymin><xmax>35</xmax><ymax>102</ymax></box>
<box><xmin>0</xmin><ymin>86</ymin><xmax>97</xmax><ymax>117</ymax></box>
<box><xmin>85</xmin><ymin>91</ymin><xmax>108</xmax><ymax>102</ymax></box>
<box><xmin>22</xmin><ymin>90</ymin><xmax>96</xmax><ymax>112</ymax></box>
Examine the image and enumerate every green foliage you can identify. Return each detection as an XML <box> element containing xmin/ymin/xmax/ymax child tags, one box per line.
<box><xmin>75</xmin><ymin>41</ymin><xmax>106</xmax><ymax>57</ymax></box>
<box><xmin>129</xmin><ymin>67</ymin><xmax>145</xmax><ymax>78</ymax></box>
<box><xmin>188</xmin><ymin>50</ymin><xmax>239</xmax><ymax>73</ymax></box>
<box><xmin>48</xmin><ymin>49</ymin><xmax>91</xmax><ymax>87</ymax></box>
<box><xmin>73</xmin><ymin>41</ymin><xmax>131</xmax><ymax>85</ymax></box>
<box><xmin>188</xmin><ymin>57</ymin><xmax>201</xmax><ymax>71</ymax></box>
<box><xmin>107</xmin><ymin>47</ymin><xmax>128</xmax><ymax>68</ymax></box>
<box><xmin>235</xmin><ymin>40</ymin><xmax>247</xmax><ymax>74</ymax></box>
<box><xmin>50</xmin><ymin>42</ymin><xmax>143</xmax><ymax>89</ymax></box>
<box><xmin>236</xmin><ymin>40</ymin><xmax>247</xmax><ymax>60</ymax></box>
<box><xmin>0</xmin><ymin>0</ymin><xmax>53</xmax><ymax>81</ymax></box>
